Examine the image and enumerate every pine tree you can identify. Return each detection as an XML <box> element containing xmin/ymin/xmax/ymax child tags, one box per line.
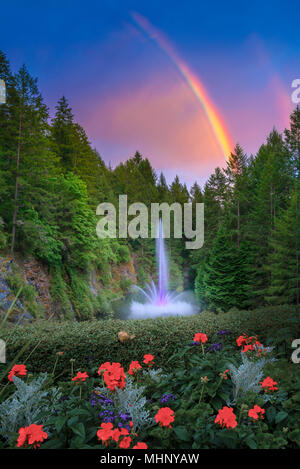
<box><xmin>225</xmin><ymin>143</ymin><xmax>248</xmax><ymax>248</ymax></box>
<box><xmin>284</xmin><ymin>106</ymin><xmax>300</xmax><ymax>178</ymax></box>
<box><xmin>51</xmin><ymin>96</ymin><xmax>75</xmax><ymax>170</ymax></box>
<box><xmin>265</xmin><ymin>188</ymin><xmax>300</xmax><ymax>304</ymax></box>
<box><xmin>245</xmin><ymin>129</ymin><xmax>291</xmax><ymax>305</ymax></box>
<box><xmin>195</xmin><ymin>224</ymin><xmax>249</xmax><ymax>311</ymax></box>
<box><xmin>9</xmin><ymin>65</ymin><xmax>53</xmax><ymax>253</ymax></box>
<box><xmin>157</xmin><ymin>172</ymin><xmax>170</xmax><ymax>202</ymax></box>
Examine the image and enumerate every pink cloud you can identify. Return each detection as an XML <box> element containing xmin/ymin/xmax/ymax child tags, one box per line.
<box><xmin>84</xmin><ymin>72</ymin><xmax>225</xmax><ymax>179</ymax></box>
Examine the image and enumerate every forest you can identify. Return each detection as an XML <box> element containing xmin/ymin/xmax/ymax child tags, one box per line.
<box><xmin>0</xmin><ymin>49</ymin><xmax>300</xmax><ymax>319</ymax></box>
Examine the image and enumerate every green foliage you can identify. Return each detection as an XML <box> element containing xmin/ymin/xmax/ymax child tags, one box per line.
<box><xmin>1</xmin><ymin>320</ymin><xmax>299</xmax><ymax>449</ymax></box>
<box><xmin>265</xmin><ymin>188</ymin><xmax>300</xmax><ymax>304</ymax></box>
<box><xmin>6</xmin><ymin>271</ymin><xmax>44</xmax><ymax>318</ymax></box>
<box><xmin>195</xmin><ymin>225</ymin><xmax>249</xmax><ymax>310</ymax></box>
<box><xmin>2</xmin><ymin>306</ymin><xmax>299</xmax><ymax>377</ymax></box>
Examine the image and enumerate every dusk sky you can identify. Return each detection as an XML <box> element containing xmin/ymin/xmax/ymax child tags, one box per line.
<box><xmin>1</xmin><ymin>1</ymin><xmax>299</xmax><ymax>187</ymax></box>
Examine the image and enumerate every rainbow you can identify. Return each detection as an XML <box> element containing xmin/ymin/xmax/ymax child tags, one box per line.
<box><xmin>131</xmin><ymin>12</ymin><xmax>234</xmax><ymax>161</ymax></box>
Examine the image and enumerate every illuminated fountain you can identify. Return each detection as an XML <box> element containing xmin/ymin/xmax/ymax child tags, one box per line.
<box><xmin>129</xmin><ymin>219</ymin><xmax>195</xmax><ymax>319</ymax></box>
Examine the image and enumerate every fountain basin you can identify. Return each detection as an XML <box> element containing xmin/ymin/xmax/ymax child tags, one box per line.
<box><xmin>129</xmin><ymin>300</ymin><xmax>195</xmax><ymax>319</ymax></box>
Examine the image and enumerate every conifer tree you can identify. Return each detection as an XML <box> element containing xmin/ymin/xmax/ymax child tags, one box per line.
<box><xmin>195</xmin><ymin>224</ymin><xmax>249</xmax><ymax>311</ymax></box>
<box><xmin>265</xmin><ymin>189</ymin><xmax>300</xmax><ymax>304</ymax></box>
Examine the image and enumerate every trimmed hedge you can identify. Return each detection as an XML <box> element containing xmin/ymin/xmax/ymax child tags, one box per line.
<box><xmin>2</xmin><ymin>305</ymin><xmax>299</xmax><ymax>377</ymax></box>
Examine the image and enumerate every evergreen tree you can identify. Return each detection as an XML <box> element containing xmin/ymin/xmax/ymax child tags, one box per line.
<box><xmin>7</xmin><ymin>65</ymin><xmax>54</xmax><ymax>253</ymax></box>
<box><xmin>265</xmin><ymin>189</ymin><xmax>300</xmax><ymax>304</ymax></box>
<box><xmin>284</xmin><ymin>106</ymin><xmax>300</xmax><ymax>178</ymax></box>
<box><xmin>51</xmin><ymin>96</ymin><xmax>75</xmax><ymax>170</ymax></box>
<box><xmin>195</xmin><ymin>224</ymin><xmax>249</xmax><ymax>311</ymax></box>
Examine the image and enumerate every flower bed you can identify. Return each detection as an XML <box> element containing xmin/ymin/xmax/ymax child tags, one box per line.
<box><xmin>0</xmin><ymin>327</ymin><xmax>299</xmax><ymax>449</ymax></box>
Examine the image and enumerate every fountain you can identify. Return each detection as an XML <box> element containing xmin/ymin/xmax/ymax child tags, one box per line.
<box><xmin>129</xmin><ymin>219</ymin><xmax>195</xmax><ymax>319</ymax></box>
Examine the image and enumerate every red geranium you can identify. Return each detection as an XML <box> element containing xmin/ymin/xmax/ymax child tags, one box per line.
<box><xmin>248</xmin><ymin>405</ymin><xmax>265</xmax><ymax>420</ymax></box>
<box><xmin>155</xmin><ymin>407</ymin><xmax>175</xmax><ymax>428</ymax></box>
<box><xmin>193</xmin><ymin>332</ymin><xmax>208</xmax><ymax>344</ymax></box>
<box><xmin>98</xmin><ymin>362</ymin><xmax>126</xmax><ymax>391</ymax></box>
<box><xmin>8</xmin><ymin>364</ymin><xmax>27</xmax><ymax>382</ymax></box>
<box><xmin>112</xmin><ymin>427</ymin><xmax>129</xmax><ymax>443</ymax></box>
<box><xmin>143</xmin><ymin>354</ymin><xmax>154</xmax><ymax>367</ymax></box>
<box><xmin>98</xmin><ymin>362</ymin><xmax>111</xmax><ymax>375</ymax></box>
<box><xmin>133</xmin><ymin>442</ymin><xmax>148</xmax><ymax>449</ymax></box>
<box><xmin>128</xmin><ymin>360</ymin><xmax>142</xmax><ymax>375</ymax></box>
<box><xmin>260</xmin><ymin>376</ymin><xmax>278</xmax><ymax>392</ymax></box>
<box><xmin>119</xmin><ymin>436</ymin><xmax>132</xmax><ymax>449</ymax></box>
<box><xmin>17</xmin><ymin>424</ymin><xmax>48</xmax><ymax>448</ymax></box>
<box><xmin>215</xmin><ymin>406</ymin><xmax>237</xmax><ymax>429</ymax></box>
<box><xmin>236</xmin><ymin>334</ymin><xmax>247</xmax><ymax>347</ymax></box>
<box><xmin>97</xmin><ymin>422</ymin><xmax>114</xmax><ymax>446</ymax></box>
<box><xmin>72</xmin><ymin>371</ymin><xmax>89</xmax><ymax>383</ymax></box>
<box><xmin>242</xmin><ymin>344</ymin><xmax>255</xmax><ymax>353</ymax></box>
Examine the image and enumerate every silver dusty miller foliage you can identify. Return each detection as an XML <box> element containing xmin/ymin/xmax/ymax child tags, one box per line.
<box><xmin>227</xmin><ymin>348</ymin><xmax>275</xmax><ymax>404</ymax></box>
<box><xmin>0</xmin><ymin>373</ymin><xmax>61</xmax><ymax>441</ymax></box>
<box><xmin>95</xmin><ymin>375</ymin><xmax>154</xmax><ymax>432</ymax></box>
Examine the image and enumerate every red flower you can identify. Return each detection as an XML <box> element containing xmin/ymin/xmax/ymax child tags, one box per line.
<box><xmin>215</xmin><ymin>406</ymin><xmax>237</xmax><ymax>429</ymax></box>
<box><xmin>98</xmin><ymin>362</ymin><xmax>111</xmax><ymax>375</ymax></box>
<box><xmin>155</xmin><ymin>407</ymin><xmax>175</xmax><ymax>428</ymax></box>
<box><xmin>119</xmin><ymin>436</ymin><xmax>132</xmax><ymax>449</ymax></box>
<box><xmin>112</xmin><ymin>428</ymin><xmax>129</xmax><ymax>443</ymax></box>
<box><xmin>242</xmin><ymin>344</ymin><xmax>255</xmax><ymax>353</ymax></box>
<box><xmin>260</xmin><ymin>377</ymin><xmax>278</xmax><ymax>392</ymax></box>
<box><xmin>236</xmin><ymin>334</ymin><xmax>247</xmax><ymax>347</ymax></box>
<box><xmin>193</xmin><ymin>332</ymin><xmax>208</xmax><ymax>344</ymax></box>
<box><xmin>72</xmin><ymin>371</ymin><xmax>89</xmax><ymax>383</ymax></box>
<box><xmin>17</xmin><ymin>424</ymin><xmax>48</xmax><ymax>448</ymax></box>
<box><xmin>220</xmin><ymin>369</ymin><xmax>229</xmax><ymax>380</ymax></box>
<box><xmin>101</xmin><ymin>362</ymin><xmax>126</xmax><ymax>391</ymax></box>
<box><xmin>143</xmin><ymin>354</ymin><xmax>154</xmax><ymax>367</ymax></box>
<box><xmin>128</xmin><ymin>361</ymin><xmax>142</xmax><ymax>375</ymax></box>
<box><xmin>8</xmin><ymin>364</ymin><xmax>27</xmax><ymax>382</ymax></box>
<box><xmin>133</xmin><ymin>442</ymin><xmax>148</xmax><ymax>449</ymax></box>
<box><xmin>97</xmin><ymin>422</ymin><xmax>114</xmax><ymax>446</ymax></box>
<box><xmin>248</xmin><ymin>405</ymin><xmax>265</xmax><ymax>420</ymax></box>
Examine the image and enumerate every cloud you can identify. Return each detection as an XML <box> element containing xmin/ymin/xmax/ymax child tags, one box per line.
<box><xmin>84</xmin><ymin>71</ymin><xmax>225</xmax><ymax>180</ymax></box>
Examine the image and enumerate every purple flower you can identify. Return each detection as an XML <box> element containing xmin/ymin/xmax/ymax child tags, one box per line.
<box><xmin>190</xmin><ymin>341</ymin><xmax>201</xmax><ymax>346</ymax></box>
<box><xmin>216</xmin><ymin>330</ymin><xmax>231</xmax><ymax>336</ymax></box>
<box><xmin>161</xmin><ymin>393</ymin><xmax>176</xmax><ymax>404</ymax></box>
<box><xmin>207</xmin><ymin>343</ymin><xmax>223</xmax><ymax>353</ymax></box>
<box><xmin>119</xmin><ymin>412</ymin><xmax>131</xmax><ymax>422</ymax></box>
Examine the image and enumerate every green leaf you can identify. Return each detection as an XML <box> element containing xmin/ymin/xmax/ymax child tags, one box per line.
<box><xmin>245</xmin><ymin>437</ymin><xmax>257</xmax><ymax>449</ymax></box>
<box><xmin>174</xmin><ymin>426</ymin><xmax>191</xmax><ymax>442</ymax></box>
<box><xmin>55</xmin><ymin>415</ymin><xmax>68</xmax><ymax>433</ymax></box>
<box><xmin>69</xmin><ymin>422</ymin><xmax>85</xmax><ymax>440</ymax></box>
<box><xmin>275</xmin><ymin>411</ymin><xmax>288</xmax><ymax>424</ymax></box>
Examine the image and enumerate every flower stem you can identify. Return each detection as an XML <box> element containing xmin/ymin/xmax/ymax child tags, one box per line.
<box><xmin>52</xmin><ymin>356</ymin><xmax>59</xmax><ymax>376</ymax></box>
<box><xmin>199</xmin><ymin>383</ymin><xmax>205</xmax><ymax>404</ymax></box>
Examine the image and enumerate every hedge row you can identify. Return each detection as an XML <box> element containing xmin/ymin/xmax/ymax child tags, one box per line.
<box><xmin>2</xmin><ymin>305</ymin><xmax>299</xmax><ymax>377</ymax></box>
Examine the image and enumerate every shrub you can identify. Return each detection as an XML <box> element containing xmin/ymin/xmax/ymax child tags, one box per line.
<box><xmin>2</xmin><ymin>306</ymin><xmax>299</xmax><ymax>377</ymax></box>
